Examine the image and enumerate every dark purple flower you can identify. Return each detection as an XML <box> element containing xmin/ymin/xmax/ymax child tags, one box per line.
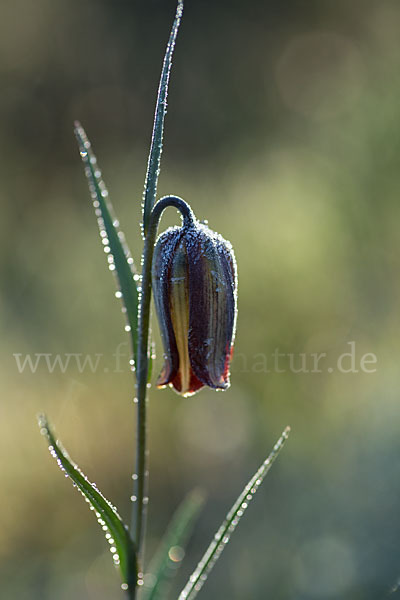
<box><xmin>152</xmin><ymin>218</ymin><xmax>237</xmax><ymax>396</ymax></box>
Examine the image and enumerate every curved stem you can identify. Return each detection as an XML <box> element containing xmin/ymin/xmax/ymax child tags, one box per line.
<box><xmin>132</xmin><ymin>195</ymin><xmax>195</xmax><ymax>571</ymax></box>
<box><xmin>150</xmin><ymin>195</ymin><xmax>195</xmax><ymax>230</ymax></box>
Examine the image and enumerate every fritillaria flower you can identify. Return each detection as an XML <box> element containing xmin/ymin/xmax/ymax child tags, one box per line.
<box><xmin>152</xmin><ymin>216</ymin><xmax>237</xmax><ymax>396</ymax></box>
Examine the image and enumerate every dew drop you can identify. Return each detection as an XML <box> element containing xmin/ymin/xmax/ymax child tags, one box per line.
<box><xmin>168</xmin><ymin>545</ymin><xmax>185</xmax><ymax>562</ymax></box>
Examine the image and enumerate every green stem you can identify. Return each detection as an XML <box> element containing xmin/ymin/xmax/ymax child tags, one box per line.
<box><xmin>132</xmin><ymin>196</ymin><xmax>195</xmax><ymax>571</ymax></box>
<box><xmin>127</xmin><ymin>584</ymin><xmax>136</xmax><ymax>600</ymax></box>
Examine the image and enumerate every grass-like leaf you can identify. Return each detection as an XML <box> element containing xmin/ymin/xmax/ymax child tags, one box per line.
<box><xmin>74</xmin><ymin>122</ymin><xmax>139</xmax><ymax>364</ymax></box>
<box><xmin>178</xmin><ymin>427</ymin><xmax>291</xmax><ymax>600</ymax></box>
<box><xmin>142</xmin><ymin>0</ymin><xmax>183</xmax><ymax>235</ymax></box>
<box><xmin>38</xmin><ymin>415</ymin><xmax>137</xmax><ymax>593</ymax></box>
<box><xmin>143</xmin><ymin>489</ymin><xmax>205</xmax><ymax>600</ymax></box>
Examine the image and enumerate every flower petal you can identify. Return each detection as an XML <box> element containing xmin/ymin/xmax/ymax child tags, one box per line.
<box><xmin>187</xmin><ymin>225</ymin><xmax>237</xmax><ymax>389</ymax></box>
<box><xmin>152</xmin><ymin>228</ymin><xmax>182</xmax><ymax>387</ymax></box>
<box><xmin>170</xmin><ymin>367</ymin><xmax>204</xmax><ymax>397</ymax></box>
<box><xmin>168</xmin><ymin>238</ymin><xmax>192</xmax><ymax>395</ymax></box>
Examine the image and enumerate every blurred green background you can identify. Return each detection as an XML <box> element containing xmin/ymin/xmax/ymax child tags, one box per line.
<box><xmin>2</xmin><ymin>0</ymin><xmax>400</xmax><ymax>598</ymax></box>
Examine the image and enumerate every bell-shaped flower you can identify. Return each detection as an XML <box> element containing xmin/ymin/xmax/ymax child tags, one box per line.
<box><xmin>152</xmin><ymin>217</ymin><xmax>237</xmax><ymax>396</ymax></box>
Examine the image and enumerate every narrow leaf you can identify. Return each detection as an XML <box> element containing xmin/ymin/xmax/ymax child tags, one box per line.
<box><xmin>142</xmin><ymin>0</ymin><xmax>184</xmax><ymax>235</ymax></box>
<box><xmin>38</xmin><ymin>415</ymin><xmax>137</xmax><ymax>591</ymax></box>
<box><xmin>143</xmin><ymin>489</ymin><xmax>205</xmax><ymax>600</ymax></box>
<box><xmin>178</xmin><ymin>427</ymin><xmax>291</xmax><ymax>600</ymax></box>
<box><xmin>74</xmin><ymin>122</ymin><xmax>139</xmax><ymax>365</ymax></box>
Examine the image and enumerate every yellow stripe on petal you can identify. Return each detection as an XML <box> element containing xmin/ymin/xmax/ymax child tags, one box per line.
<box><xmin>169</xmin><ymin>241</ymin><xmax>191</xmax><ymax>396</ymax></box>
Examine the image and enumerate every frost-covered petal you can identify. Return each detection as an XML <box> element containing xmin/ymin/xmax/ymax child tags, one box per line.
<box><xmin>151</xmin><ymin>228</ymin><xmax>182</xmax><ymax>387</ymax></box>
<box><xmin>187</xmin><ymin>225</ymin><xmax>237</xmax><ymax>389</ymax></box>
<box><xmin>168</xmin><ymin>237</ymin><xmax>204</xmax><ymax>396</ymax></box>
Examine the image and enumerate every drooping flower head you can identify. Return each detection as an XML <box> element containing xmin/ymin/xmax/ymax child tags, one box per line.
<box><xmin>152</xmin><ymin>215</ymin><xmax>237</xmax><ymax>397</ymax></box>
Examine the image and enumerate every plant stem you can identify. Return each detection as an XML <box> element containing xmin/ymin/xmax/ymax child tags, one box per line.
<box><xmin>127</xmin><ymin>584</ymin><xmax>136</xmax><ymax>600</ymax></box>
<box><xmin>132</xmin><ymin>196</ymin><xmax>195</xmax><ymax>571</ymax></box>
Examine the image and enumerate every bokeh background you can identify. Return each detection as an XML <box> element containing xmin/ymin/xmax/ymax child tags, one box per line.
<box><xmin>2</xmin><ymin>0</ymin><xmax>400</xmax><ymax>598</ymax></box>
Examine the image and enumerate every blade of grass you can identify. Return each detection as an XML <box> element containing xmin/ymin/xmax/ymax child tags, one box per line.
<box><xmin>142</xmin><ymin>490</ymin><xmax>205</xmax><ymax>600</ymax></box>
<box><xmin>74</xmin><ymin>121</ymin><xmax>139</xmax><ymax>365</ymax></box>
<box><xmin>178</xmin><ymin>426</ymin><xmax>291</xmax><ymax>600</ymax></box>
<box><xmin>38</xmin><ymin>414</ymin><xmax>137</xmax><ymax>595</ymax></box>
<box><xmin>142</xmin><ymin>0</ymin><xmax>183</xmax><ymax>235</ymax></box>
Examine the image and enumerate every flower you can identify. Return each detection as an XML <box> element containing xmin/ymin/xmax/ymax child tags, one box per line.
<box><xmin>152</xmin><ymin>217</ymin><xmax>237</xmax><ymax>396</ymax></box>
